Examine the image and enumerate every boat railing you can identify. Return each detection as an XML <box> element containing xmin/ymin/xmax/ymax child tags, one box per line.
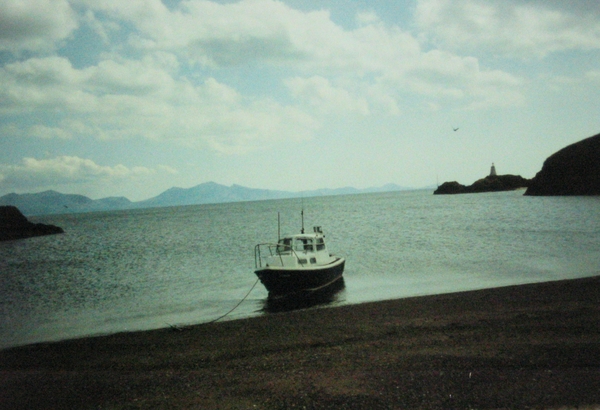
<box><xmin>254</xmin><ymin>243</ymin><xmax>305</xmax><ymax>269</ymax></box>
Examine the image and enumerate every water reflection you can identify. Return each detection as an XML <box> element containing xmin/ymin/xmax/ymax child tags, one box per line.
<box><xmin>262</xmin><ymin>278</ymin><xmax>346</xmax><ymax>313</ymax></box>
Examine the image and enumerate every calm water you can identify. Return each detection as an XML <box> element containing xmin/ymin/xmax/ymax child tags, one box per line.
<box><xmin>1</xmin><ymin>190</ymin><xmax>599</xmax><ymax>349</ymax></box>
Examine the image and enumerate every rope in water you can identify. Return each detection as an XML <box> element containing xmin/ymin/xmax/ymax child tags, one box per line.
<box><xmin>166</xmin><ymin>278</ymin><xmax>260</xmax><ymax>331</ymax></box>
<box><xmin>207</xmin><ymin>277</ymin><xmax>261</xmax><ymax>323</ymax></box>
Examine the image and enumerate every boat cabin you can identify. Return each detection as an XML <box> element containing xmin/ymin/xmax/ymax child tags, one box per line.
<box><xmin>257</xmin><ymin>226</ymin><xmax>336</xmax><ymax>269</ymax></box>
<box><xmin>277</xmin><ymin>234</ymin><xmax>326</xmax><ymax>254</ymax></box>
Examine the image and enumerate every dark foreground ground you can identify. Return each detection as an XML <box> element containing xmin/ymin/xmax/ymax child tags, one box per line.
<box><xmin>2</xmin><ymin>276</ymin><xmax>599</xmax><ymax>409</ymax></box>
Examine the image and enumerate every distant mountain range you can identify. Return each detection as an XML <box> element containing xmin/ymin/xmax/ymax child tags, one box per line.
<box><xmin>0</xmin><ymin>182</ymin><xmax>416</xmax><ymax>216</ymax></box>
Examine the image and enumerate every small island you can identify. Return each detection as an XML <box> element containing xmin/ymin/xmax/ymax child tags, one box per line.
<box><xmin>0</xmin><ymin>206</ymin><xmax>64</xmax><ymax>241</ymax></box>
<box><xmin>434</xmin><ymin>164</ymin><xmax>531</xmax><ymax>195</ymax></box>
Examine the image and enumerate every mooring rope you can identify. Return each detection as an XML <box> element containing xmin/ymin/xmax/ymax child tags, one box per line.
<box><xmin>207</xmin><ymin>277</ymin><xmax>261</xmax><ymax>324</ymax></box>
<box><xmin>166</xmin><ymin>278</ymin><xmax>260</xmax><ymax>331</ymax></box>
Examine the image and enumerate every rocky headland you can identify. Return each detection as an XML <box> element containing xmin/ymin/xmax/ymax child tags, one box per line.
<box><xmin>434</xmin><ymin>174</ymin><xmax>531</xmax><ymax>195</ymax></box>
<box><xmin>525</xmin><ymin>132</ymin><xmax>600</xmax><ymax>196</ymax></box>
<box><xmin>0</xmin><ymin>205</ymin><xmax>64</xmax><ymax>241</ymax></box>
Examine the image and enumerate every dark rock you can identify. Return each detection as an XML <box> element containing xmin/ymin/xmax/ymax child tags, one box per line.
<box><xmin>525</xmin><ymin>133</ymin><xmax>600</xmax><ymax>196</ymax></box>
<box><xmin>0</xmin><ymin>206</ymin><xmax>64</xmax><ymax>241</ymax></box>
<box><xmin>434</xmin><ymin>175</ymin><xmax>531</xmax><ymax>195</ymax></box>
<box><xmin>433</xmin><ymin>181</ymin><xmax>467</xmax><ymax>195</ymax></box>
<box><xmin>470</xmin><ymin>174</ymin><xmax>531</xmax><ymax>193</ymax></box>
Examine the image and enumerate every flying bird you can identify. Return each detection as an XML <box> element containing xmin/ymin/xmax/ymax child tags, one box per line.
<box><xmin>453</xmin><ymin>127</ymin><xmax>459</xmax><ymax>132</ymax></box>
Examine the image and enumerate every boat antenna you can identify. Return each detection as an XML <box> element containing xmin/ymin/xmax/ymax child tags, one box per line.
<box><xmin>301</xmin><ymin>209</ymin><xmax>304</xmax><ymax>234</ymax></box>
<box><xmin>278</xmin><ymin>212</ymin><xmax>281</xmax><ymax>241</ymax></box>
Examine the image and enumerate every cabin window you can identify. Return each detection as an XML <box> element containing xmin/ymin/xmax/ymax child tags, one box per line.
<box><xmin>310</xmin><ymin>258</ymin><xmax>317</xmax><ymax>264</ymax></box>
<box><xmin>277</xmin><ymin>238</ymin><xmax>292</xmax><ymax>254</ymax></box>
<box><xmin>294</xmin><ymin>238</ymin><xmax>314</xmax><ymax>252</ymax></box>
<box><xmin>298</xmin><ymin>258</ymin><xmax>307</xmax><ymax>265</ymax></box>
<box><xmin>316</xmin><ymin>238</ymin><xmax>325</xmax><ymax>251</ymax></box>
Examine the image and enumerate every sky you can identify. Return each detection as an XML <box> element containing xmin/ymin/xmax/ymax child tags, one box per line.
<box><xmin>1</xmin><ymin>0</ymin><xmax>599</xmax><ymax>201</ymax></box>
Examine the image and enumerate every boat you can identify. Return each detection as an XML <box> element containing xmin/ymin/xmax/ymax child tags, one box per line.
<box><xmin>263</xmin><ymin>277</ymin><xmax>346</xmax><ymax>313</ymax></box>
<box><xmin>254</xmin><ymin>214</ymin><xmax>345</xmax><ymax>298</ymax></box>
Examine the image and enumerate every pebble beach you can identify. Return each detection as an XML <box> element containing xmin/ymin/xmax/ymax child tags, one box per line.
<box><xmin>2</xmin><ymin>275</ymin><xmax>599</xmax><ymax>409</ymax></box>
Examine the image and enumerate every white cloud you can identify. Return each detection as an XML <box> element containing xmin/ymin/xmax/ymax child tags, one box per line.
<box><xmin>0</xmin><ymin>0</ymin><xmax>534</xmax><ymax>163</ymax></box>
<box><xmin>285</xmin><ymin>76</ymin><xmax>370</xmax><ymax>115</ymax></box>
<box><xmin>586</xmin><ymin>70</ymin><xmax>600</xmax><ymax>83</ymax></box>
<box><xmin>537</xmin><ymin>68</ymin><xmax>600</xmax><ymax>94</ymax></box>
<box><xmin>27</xmin><ymin>124</ymin><xmax>73</xmax><ymax>140</ymax></box>
<box><xmin>0</xmin><ymin>0</ymin><xmax>78</xmax><ymax>52</ymax></box>
<box><xmin>158</xmin><ymin>165</ymin><xmax>178</xmax><ymax>174</ymax></box>
<box><xmin>84</xmin><ymin>55</ymin><xmax>179</xmax><ymax>97</ymax></box>
<box><xmin>356</xmin><ymin>11</ymin><xmax>380</xmax><ymax>27</ymax></box>
<box><xmin>399</xmin><ymin>49</ymin><xmax>526</xmax><ymax>108</ymax></box>
<box><xmin>0</xmin><ymin>156</ymin><xmax>156</xmax><ymax>189</ymax></box>
<box><xmin>81</xmin><ymin>10</ymin><xmax>114</xmax><ymax>44</ymax></box>
<box><xmin>416</xmin><ymin>0</ymin><xmax>600</xmax><ymax>58</ymax></box>
<box><xmin>72</xmin><ymin>0</ymin><xmax>425</xmax><ymax>74</ymax></box>
<box><xmin>0</xmin><ymin>53</ymin><xmax>317</xmax><ymax>152</ymax></box>
<box><xmin>0</xmin><ymin>56</ymin><xmax>93</xmax><ymax>112</ymax></box>
<box><xmin>197</xmin><ymin>97</ymin><xmax>318</xmax><ymax>154</ymax></box>
<box><xmin>75</xmin><ymin>0</ymin><xmax>310</xmax><ymax>66</ymax></box>
<box><xmin>60</xmin><ymin>1</ymin><xmax>528</xmax><ymax>114</ymax></box>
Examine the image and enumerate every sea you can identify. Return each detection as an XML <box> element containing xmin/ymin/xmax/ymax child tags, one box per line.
<box><xmin>1</xmin><ymin>189</ymin><xmax>599</xmax><ymax>349</ymax></box>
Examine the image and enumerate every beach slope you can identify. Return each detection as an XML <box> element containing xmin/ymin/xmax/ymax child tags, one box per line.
<box><xmin>2</xmin><ymin>276</ymin><xmax>599</xmax><ymax>409</ymax></box>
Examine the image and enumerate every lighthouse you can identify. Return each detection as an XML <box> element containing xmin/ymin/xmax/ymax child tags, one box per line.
<box><xmin>490</xmin><ymin>163</ymin><xmax>497</xmax><ymax>176</ymax></box>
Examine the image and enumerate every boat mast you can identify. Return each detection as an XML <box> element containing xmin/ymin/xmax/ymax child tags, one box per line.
<box><xmin>278</xmin><ymin>212</ymin><xmax>281</xmax><ymax>241</ymax></box>
<box><xmin>301</xmin><ymin>209</ymin><xmax>304</xmax><ymax>234</ymax></box>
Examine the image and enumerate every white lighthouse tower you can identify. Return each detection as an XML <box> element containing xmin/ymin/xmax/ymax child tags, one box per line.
<box><xmin>490</xmin><ymin>163</ymin><xmax>497</xmax><ymax>176</ymax></box>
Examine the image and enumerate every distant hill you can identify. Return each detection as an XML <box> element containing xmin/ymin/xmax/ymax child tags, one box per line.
<box><xmin>0</xmin><ymin>190</ymin><xmax>132</xmax><ymax>216</ymax></box>
<box><xmin>0</xmin><ymin>182</ymin><xmax>412</xmax><ymax>216</ymax></box>
<box><xmin>136</xmin><ymin>182</ymin><xmax>292</xmax><ymax>208</ymax></box>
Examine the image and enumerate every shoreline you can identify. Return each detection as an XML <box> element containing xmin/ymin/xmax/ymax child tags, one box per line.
<box><xmin>2</xmin><ymin>275</ymin><xmax>600</xmax><ymax>409</ymax></box>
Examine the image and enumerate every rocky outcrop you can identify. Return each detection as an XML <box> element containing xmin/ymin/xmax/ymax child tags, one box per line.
<box><xmin>525</xmin><ymin>133</ymin><xmax>600</xmax><ymax>196</ymax></box>
<box><xmin>434</xmin><ymin>175</ymin><xmax>531</xmax><ymax>195</ymax></box>
<box><xmin>434</xmin><ymin>181</ymin><xmax>467</xmax><ymax>195</ymax></box>
<box><xmin>0</xmin><ymin>206</ymin><xmax>64</xmax><ymax>241</ymax></box>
